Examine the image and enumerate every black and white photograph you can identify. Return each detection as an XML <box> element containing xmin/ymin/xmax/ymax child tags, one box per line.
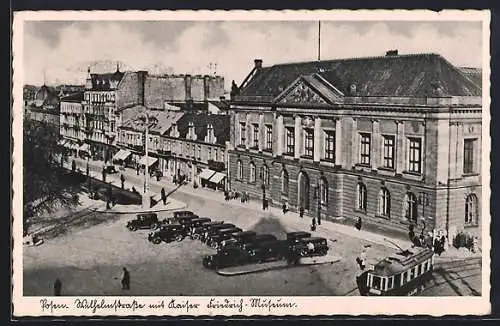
<box><xmin>12</xmin><ymin>10</ymin><xmax>491</xmax><ymax>316</ymax></box>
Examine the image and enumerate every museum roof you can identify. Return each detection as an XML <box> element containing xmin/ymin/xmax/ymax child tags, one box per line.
<box><xmin>175</xmin><ymin>112</ymin><xmax>230</xmax><ymax>145</ymax></box>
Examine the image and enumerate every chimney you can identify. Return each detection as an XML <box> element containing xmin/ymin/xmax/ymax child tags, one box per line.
<box><xmin>385</xmin><ymin>50</ymin><xmax>399</xmax><ymax>56</ymax></box>
<box><xmin>203</xmin><ymin>75</ymin><xmax>210</xmax><ymax>101</ymax></box>
<box><xmin>137</xmin><ymin>71</ymin><xmax>148</xmax><ymax>106</ymax></box>
<box><xmin>254</xmin><ymin>59</ymin><xmax>263</xmax><ymax>69</ymax></box>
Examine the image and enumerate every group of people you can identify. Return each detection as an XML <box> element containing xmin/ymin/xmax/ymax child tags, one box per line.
<box><xmin>53</xmin><ymin>267</ymin><xmax>131</xmax><ymax>296</ymax></box>
<box><xmin>409</xmin><ymin>224</ymin><xmax>447</xmax><ymax>255</ymax></box>
<box><xmin>223</xmin><ymin>190</ymin><xmax>249</xmax><ymax>203</ymax></box>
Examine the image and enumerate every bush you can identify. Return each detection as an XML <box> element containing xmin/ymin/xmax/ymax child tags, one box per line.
<box><xmin>452</xmin><ymin>231</ymin><xmax>474</xmax><ymax>250</ymax></box>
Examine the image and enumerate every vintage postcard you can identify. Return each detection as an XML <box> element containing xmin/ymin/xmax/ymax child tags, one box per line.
<box><xmin>12</xmin><ymin>10</ymin><xmax>491</xmax><ymax>317</ymax></box>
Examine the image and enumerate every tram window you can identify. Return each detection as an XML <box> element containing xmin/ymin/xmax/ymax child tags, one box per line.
<box><xmin>381</xmin><ymin>278</ymin><xmax>386</xmax><ymax>291</ymax></box>
<box><xmin>417</xmin><ymin>264</ymin><xmax>422</xmax><ymax>276</ymax></box>
<box><xmin>372</xmin><ymin>276</ymin><xmax>381</xmax><ymax>290</ymax></box>
<box><xmin>402</xmin><ymin>271</ymin><xmax>408</xmax><ymax>285</ymax></box>
<box><xmin>410</xmin><ymin>267</ymin><xmax>416</xmax><ymax>280</ymax></box>
<box><xmin>394</xmin><ymin>274</ymin><xmax>401</xmax><ymax>287</ymax></box>
<box><xmin>388</xmin><ymin>277</ymin><xmax>394</xmax><ymax>289</ymax></box>
<box><xmin>423</xmin><ymin>261</ymin><xmax>428</xmax><ymax>272</ymax></box>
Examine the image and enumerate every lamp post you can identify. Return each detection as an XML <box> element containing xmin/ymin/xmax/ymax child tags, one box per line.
<box><xmin>313</xmin><ymin>182</ymin><xmax>321</xmax><ymax>227</ymax></box>
<box><xmin>139</xmin><ymin>110</ymin><xmax>154</xmax><ymax>209</ymax></box>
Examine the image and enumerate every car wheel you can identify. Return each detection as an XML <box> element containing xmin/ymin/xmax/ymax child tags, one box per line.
<box><xmin>175</xmin><ymin>234</ymin><xmax>184</xmax><ymax>242</ymax></box>
<box><xmin>152</xmin><ymin>237</ymin><xmax>161</xmax><ymax>244</ymax></box>
<box><xmin>193</xmin><ymin>234</ymin><xmax>200</xmax><ymax>240</ymax></box>
<box><xmin>151</xmin><ymin>223</ymin><xmax>159</xmax><ymax>230</ymax></box>
<box><xmin>128</xmin><ymin>225</ymin><xmax>137</xmax><ymax>231</ymax></box>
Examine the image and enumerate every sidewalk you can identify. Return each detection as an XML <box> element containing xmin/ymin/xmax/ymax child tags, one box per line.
<box><xmin>66</xmin><ymin>157</ymin><xmax>482</xmax><ymax>259</ymax></box>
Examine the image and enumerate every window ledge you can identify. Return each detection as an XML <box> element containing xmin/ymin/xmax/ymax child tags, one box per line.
<box><xmin>402</xmin><ymin>171</ymin><xmax>424</xmax><ymax>181</ymax></box>
<box><xmin>354</xmin><ymin>164</ymin><xmax>372</xmax><ymax>173</ymax></box>
<box><xmin>354</xmin><ymin>208</ymin><xmax>367</xmax><ymax>214</ymax></box>
<box><xmin>462</xmin><ymin>173</ymin><xmax>480</xmax><ymax>178</ymax></box>
<box><xmin>375</xmin><ymin>214</ymin><xmax>391</xmax><ymax>220</ymax></box>
<box><xmin>464</xmin><ymin>224</ymin><xmax>479</xmax><ymax>229</ymax></box>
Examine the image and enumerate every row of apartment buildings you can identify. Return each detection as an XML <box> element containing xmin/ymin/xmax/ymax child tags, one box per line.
<box><xmin>58</xmin><ymin>65</ymin><xmax>230</xmax><ymax>188</ymax></box>
<box><xmin>227</xmin><ymin>54</ymin><xmax>483</xmax><ymax>239</ymax></box>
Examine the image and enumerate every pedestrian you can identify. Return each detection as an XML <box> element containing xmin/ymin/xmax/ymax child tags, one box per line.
<box><xmin>262</xmin><ymin>198</ymin><xmax>266</xmax><ymax>210</ymax></box>
<box><xmin>136</xmin><ymin>165</ymin><xmax>140</xmax><ymax>176</ymax></box>
<box><xmin>86</xmin><ymin>162</ymin><xmax>90</xmax><ymax>176</ymax></box>
<box><xmin>161</xmin><ymin>187</ymin><xmax>167</xmax><ymax>205</ymax></box>
<box><xmin>54</xmin><ymin>278</ymin><xmax>62</xmax><ymax>296</ymax></box>
<box><xmin>102</xmin><ymin>168</ymin><xmax>106</xmax><ymax>182</ymax></box>
<box><xmin>355</xmin><ymin>217</ymin><xmax>362</xmax><ymax>231</ymax></box>
<box><xmin>311</xmin><ymin>217</ymin><xmax>317</xmax><ymax>231</ymax></box>
<box><xmin>408</xmin><ymin>224</ymin><xmax>415</xmax><ymax>242</ymax></box>
<box><xmin>120</xmin><ymin>174</ymin><xmax>125</xmax><ymax>190</ymax></box>
<box><xmin>433</xmin><ymin>237</ymin><xmax>440</xmax><ymax>255</ymax></box>
<box><xmin>72</xmin><ymin>160</ymin><xmax>76</xmax><ymax>172</ymax></box>
<box><xmin>224</xmin><ymin>190</ymin><xmax>229</xmax><ymax>201</ymax></box>
<box><xmin>282</xmin><ymin>202</ymin><xmax>288</xmax><ymax>214</ymax></box>
<box><xmin>121</xmin><ymin>267</ymin><xmax>130</xmax><ymax>290</ymax></box>
<box><xmin>299</xmin><ymin>206</ymin><xmax>304</xmax><ymax>218</ymax></box>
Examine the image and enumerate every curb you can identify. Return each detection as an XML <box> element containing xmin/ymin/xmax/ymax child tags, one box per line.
<box><xmin>215</xmin><ymin>258</ymin><xmax>341</xmax><ymax>276</ymax></box>
<box><xmin>92</xmin><ymin>201</ymin><xmax>188</xmax><ymax>214</ymax></box>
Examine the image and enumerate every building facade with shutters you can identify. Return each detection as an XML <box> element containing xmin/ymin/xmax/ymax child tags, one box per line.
<box><xmin>59</xmin><ymin>92</ymin><xmax>88</xmax><ymax>155</ymax></box>
<box><xmin>228</xmin><ymin>54</ymin><xmax>482</xmax><ymax>239</ymax></box>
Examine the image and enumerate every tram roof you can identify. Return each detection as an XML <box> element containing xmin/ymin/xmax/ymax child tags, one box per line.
<box><xmin>370</xmin><ymin>247</ymin><xmax>434</xmax><ymax>277</ymax></box>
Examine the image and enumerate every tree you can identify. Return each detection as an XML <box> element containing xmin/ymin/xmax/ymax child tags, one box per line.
<box><xmin>23</xmin><ymin>119</ymin><xmax>80</xmax><ymax>235</ymax></box>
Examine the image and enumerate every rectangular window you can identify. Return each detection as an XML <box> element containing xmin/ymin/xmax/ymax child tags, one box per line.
<box><xmin>360</xmin><ymin>133</ymin><xmax>371</xmax><ymax>165</ymax></box>
<box><xmin>383</xmin><ymin>135</ymin><xmax>395</xmax><ymax>169</ymax></box>
<box><xmin>388</xmin><ymin>277</ymin><xmax>394</xmax><ymax>289</ymax></box>
<box><xmin>463</xmin><ymin>139</ymin><xmax>475</xmax><ymax>174</ymax></box>
<box><xmin>304</xmin><ymin>128</ymin><xmax>314</xmax><ymax>158</ymax></box>
<box><xmin>324</xmin><ymin>130</ymin><xmax>335</xmax><ymax>161</ymax></box>
<box><xmin>208</xmin><ymin>147</ymin><xmax>212</xmax><ymax>160</ymax></box>
<box><xmin>402</xmin><ymin>271</ymin><xmax>408</xmax><ymax>285</ymax></box>
<box><xmin>408</xmin><ymin>137</ymin><xmax>422</xmax><ymax>173</ymax></box>
<box><xmin>239</xmin><ymin>122</ymin><xmax>246</xmax><ymax>146</ymax></box>
<box><xmin>285</xmin><ymin>127</ymin><xmax>295</xmax><ymax>155</ymax></box>
<box><xmin>265</xmin><ymin>125</ymin><xmax>273</xmax><ymax>150</ymax></box>
<box><xmin>252</xmin><ymin>124</ymin><xmax>259</xmax><ymax>148</ymax></box>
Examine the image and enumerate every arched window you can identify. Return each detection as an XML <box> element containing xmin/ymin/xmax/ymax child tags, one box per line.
<box><xmin>263</xmin><ymin>165</ymin><xmax>270</xmax><ymax>185</ymax></box>
<box><xmin>320</xmin><ymin>177</ymin><xmax>328</xmax><ymax>205</ymax></box>
<box><xmin>237</xmin><ymin>160</ymin><xmax>243</xmax><ymax>180</ymax></box>
<box><xmin>379</xmin><ymin>187</ymin><xmax>391</xmax><ymax>217</ymax></box>
<box><xmin>249</xmin><ymin>162</ymin><xmax>256</xmax><ymax>183</ymax></box>
<box><xmin>281</xmin><ymin>169</ymin><xmax>289</xmax><ymax>195</ymax></box>
<box><xmin>465</xmin><ymin>194</ymin><xmax>478</xmax><ymax>225</ymax></box>
<box><xmin>404</xmin><ymin>192</ymin><xmax>418</xmax><ymax>222</ymax></box>
<box><xmin>357</xmin><ymin>183</ymin><xmax>367</xmax><ymax>211</ymax></box>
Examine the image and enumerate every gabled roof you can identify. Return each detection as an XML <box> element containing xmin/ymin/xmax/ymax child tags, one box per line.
<box><xmin>239</xmin><ymin>53</ymin><xmax>481</xmax><ymax>99</ymax></box>
<box><xmin>458</xmin><ymin>67</ymin><xmax>482</xmax><ymax>88</ymax></box>
<box><xmin>175</xmin><ymin>113</ymin><xmax>230</xmax><ymax>145</ymax></box>
<box><xmin>120</xmin><ymin>106</ymin><xmax>183</xmax><ymax>135</ymax></box>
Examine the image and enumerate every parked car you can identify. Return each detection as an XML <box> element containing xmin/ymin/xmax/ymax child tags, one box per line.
<box><xmin>201</xmin><ymin>224</ymin><xmax>237</xmax><ymax>243</ymax></box>
<box><xmin>148</xmin><ymin>224</ymin><xmax>186</xmax><ymax>244</ymax></box>
<box><xmin>239</xmin><ymin>234</ymin><xmax>278</xmax><ymax>251</ymax></box>
<box><xmin>207</xmin><ymin>227</ymin><xmax>244</xmax><ymax>249</ymax></box>
<box><xmin>126</xmin><ymin>213</ymin><xmax>160</xmax><ymax>231</ymax></box>
<box><xmin>219</xmin><ymin>231</ymin><xmax>257</xmax><ymax>250</ymax></box>
<box><xmin>166</xmin><ymin>213</ymin><xmax>198</xmax><ymax>225</ymax></box>
<box><xmin>103</xmin><ymin>165</ymin><xmax>117</xmax><ymax>174</ymax></box>
<box><xmin>173</xmin><ymin>210</ymin><xmax>195</xmax><ymax>218</ymax></box>
<box><xmin>190</xmin><ymin>221</ymin><xmax>224</xmax><ymax>240</ymax></box>
<box><xmin>247</xmin><ymin>239</ymin><xmax>289</xmax><ymax>263</ymax></box>
<box><xmin>292</xmin><ymin>237</ymin><xmax>330</xmax><ymax>257</ymax></box>
<box><xmin>286</xmin><ymin>231</ymin><xmax>312</xmax><ymax>243</ymax></box>
<box><xmin>203</xmin><ymin>247</ymin><xmax>253</xmax><ymax>270</ymax></box>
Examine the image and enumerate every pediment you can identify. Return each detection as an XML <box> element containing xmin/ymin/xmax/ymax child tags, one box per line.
<box><xmin>274</xmin><ymin>75</ymin><xmax>343</xmax><ymax>105</ymax></box>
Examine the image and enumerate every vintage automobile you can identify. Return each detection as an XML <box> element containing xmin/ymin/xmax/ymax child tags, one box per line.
<box><xmin>126</xmin><ymin>213</ymin><xmax>160</xmax><ymax>231</ymax></box>
<box><xmin>173</xmin><ymin>210</ymin><xmax>195</xmax><ymax>218</ymax></box>
<box><xmin>293</xmin><ymin>237</ymin><xmax>330</xmax><ymax>257</ymax></box>
<box><xmin>201</xmin><ymin>223</ymin><xmax>236</xmax><ymax>243</ymax></box>
<box><xmin>203</xmin><ymin>247</ymin><xmax>253</xmax><ymax>270</ymax></box>
<box><xmin>286</xmin><ymin>231</ymin><xmax>312</xmax><ymax>243</ymax></box>
<box><xmin>356</xmin><ymin>247</ymin><xmax>434</xmax><ymax>296</ymax></box>
<box><xmin>103</xmin><ymin>164</ymin><xmax>117</xmax><ymax>174</ymax></box>
<box><xmin>148</xmin><ymin>224</ymin><xmax>186</xmax><ymax>244</ymax></box>
<box><xmin>219</xmin><ymin>231</ymin><xmax>257</xmax><ymax>250</ymax></box>
<box><xmin>206</xmin><ymin>227</ymin><xmax>244</xmax><ymax>249</ymax></box>
<box><xmin>239</xmin><ymin>234</ymin><xmax>278</xmax><ymax>251</ymax></box>
<box><xmin>166</xmin><ymin>214</ymin><xmax>199</xmax><ymax>225</ymax></box>
<box><xmin>247</xmin><ymin>239</ymin><xmax>290</xmax><ymax>263</ymax></box>
<box><xmin>190</xmin><ymin>221</ymin><xmax>225</xmax><ymax>240</ymax></box>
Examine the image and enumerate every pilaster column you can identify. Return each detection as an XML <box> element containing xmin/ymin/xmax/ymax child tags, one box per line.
<box><xmin>276</xmin><ymin>114</ymin><xmax>284</xmax><ymax>156</ymax></box>
<box><xmin>396</xmin><ymin>120</ymin><xmax>405</xmax><ymax>173</ymax></box>
<box><xmin>313</xmin><ymin>117</ymin><xmax>321</xmax><ymax>162</ymax></box>
<box><xmin>372</xmin><ymin>119</ymin><xmax>381</xmax><ymax>168</ymax></box>
<box><xmin>335</xmin><ymin>118</ymin><xmax>343</xmax><ymax>167</ymax></box>
<box><xmin>294</xmin><ymin>115</ymin><xmax>301</xmax><ymax>159</ymax></box>
<box><xmin>457</xmin><ymin>123</ymin><xmax>464</xmax><ymax>174</ymax></box>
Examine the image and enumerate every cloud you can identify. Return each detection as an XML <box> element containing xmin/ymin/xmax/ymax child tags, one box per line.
<box><xmin>22</xmin><ymin>20</ymin><xmax>483</xmax><ymax>88</ymax></box>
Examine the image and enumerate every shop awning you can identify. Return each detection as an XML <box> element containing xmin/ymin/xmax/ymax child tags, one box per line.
<box><xmin>198</xmin><ymin>168</ymin><xmax>216</xmax><ymax>180</ymax></box>
<box><xmin>112</xmin><ymin>149</ymin><xmax>132</xmax><ymax>161</ymax></box>
<box><xmin>138</xmin><ymin>155</ymin><xmax>158</xmax><ymax>167</ymax></box>
<box><xmin>78</xmin><ymin>143</ymin><xmax>90</xmax><ymax>153</ymax></box>
<box><xmin>208</xmin><ymin>172</ymin><xmax>226</xmax><ymax>184</ymax></box>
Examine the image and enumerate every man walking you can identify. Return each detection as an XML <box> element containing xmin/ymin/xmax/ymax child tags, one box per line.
<box><xmin>121</xmin><ymin>267</ymin><xmax>130</xmax><ymax>290</ymax></box>
<box><xmin>54</xmin><ymin>279</ymin><xmax>62</xmax><ymax>296</ymax></box>
<box><xmin>161</xmin><ymin>187</ymin><xmax>167</xmax><ymax>205</ymax></box>
<box><xmin>71</xmin><ymin>160</ymin><xmax>76</xmax><ymax>173</ymax></box>
<box><xmin>120</xmin><ymin>174</ymin><xmax>125</xmax><ymax>190</ymax></box>
<box><xmin>102</xmin><ymin>167</ymin><xmax>106</xmax><ymax>182</ymax></box>
<box><xmin>355</xmin><ymin>217</ymin><xmax>362</xmax><ymax>231</ymax></box>
<box><xmin>299</xmin><ymin>207</ymin><xmax>304</xmax><ymax>218</ymax></box>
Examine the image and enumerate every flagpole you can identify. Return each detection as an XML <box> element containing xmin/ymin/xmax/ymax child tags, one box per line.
<box><xmin>318</xmin><ymin>21</ymin><xmax>321</xmax><ymax>61</ymax></box>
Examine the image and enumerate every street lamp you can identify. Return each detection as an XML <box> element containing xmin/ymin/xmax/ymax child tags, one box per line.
<box><xmin>312</xmin><ymin>182</ymin><xmax>322</xmax><ymax>227</ymax></box>
<box><xmin>140</xmin><ymin>109</ymin><xmax>156</xmax><ymax>209</ymax></box>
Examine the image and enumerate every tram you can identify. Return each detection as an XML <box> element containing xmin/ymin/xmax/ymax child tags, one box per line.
<box><xmin>357</xmin><ymin>247</ymin><xmax>434</xmax><ymax>296</ymax></box>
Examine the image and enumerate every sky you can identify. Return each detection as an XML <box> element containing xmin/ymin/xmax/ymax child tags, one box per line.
<box><xmin>23</xmin><ymin>20</ymin><xmax>483</xmax><ymax>90</ymax></box>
